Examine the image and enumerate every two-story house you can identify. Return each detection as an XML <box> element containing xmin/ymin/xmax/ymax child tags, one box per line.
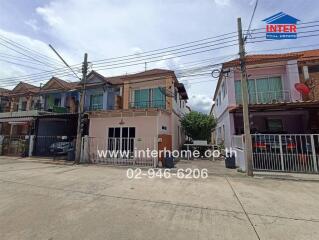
<box><xmin>86</xmin><ymin>69</ymin><xmax>189</xmax><ymax>164</ymax></box>
<box><xmin>211</xmin><ymin>49</ymin><xmax>319</xmax><ymax>172</ymax></box>
<box><xmin>0</xmin><ymin>79</ymin><xmax>80</xmax><ymax>156</ymax></box>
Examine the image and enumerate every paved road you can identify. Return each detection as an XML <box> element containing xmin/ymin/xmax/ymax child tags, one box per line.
<box><xmin>0</xmin><ymin>157</ymin><xmax>318</xmax><ymax>240</ymax></box>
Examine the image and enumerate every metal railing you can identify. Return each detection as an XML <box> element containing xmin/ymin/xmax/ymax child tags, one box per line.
<box><xmin>88</xmin><ymin>137</ymin><xmax>157</xmax><ymax>166</ymax></box>
<box><xmin>129</xmin><ymin>100</ymin><xmax>166</xmax><ymax>109</ymax></box>
<box><xmin>236</xmin><ymin>90</ymin><xmax>292</xmax><ymax>104</ymax></box>
<box><xmin>251</xmin><ymin>134</ymin><xmax>319</xmax><ymax>173</ymax></box>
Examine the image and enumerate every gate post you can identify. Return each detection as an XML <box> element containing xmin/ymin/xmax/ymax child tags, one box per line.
<box><xmin>80</xmin><ymin>135</ymin><xmax>90</xmax><ymax>163</ymax></box>
<box><xmin>279</xmin><ymin>135</ymin><xmax>285</xmax><ymax>171</ymax></box>
<box><xmin>28</xmin><ymin>135</ymin><xmax>35</xmax><ymax>157</ymax></box>
<box><xmin>310</xmin><ymin>135</ymin><xmax>318</xmax><ymax>173</ymax></box>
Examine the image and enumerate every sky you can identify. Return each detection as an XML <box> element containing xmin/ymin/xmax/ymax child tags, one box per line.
<box><xmin>0</xmin><ymin>0</ymin><xmax>319</xmax><ymax>113</ymax></box>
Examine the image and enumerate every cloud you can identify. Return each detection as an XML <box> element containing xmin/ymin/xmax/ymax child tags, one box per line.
<box><xmin>36</xmin><ymin>6</ymin><xmax>63</xmax><ymax>27</ymax></box>
<box><xmin>0</xmin><ymin>28</ymin><xmax>78</xmax><ymax>89</ymax></box>
<box><xmin>24</xmin><ymin>19</ymin><xmax>39</xmax><ymax>31</ymax></box>
<box><xmin>188</xmin><ymin>94</ymin><xmax>213</xmax><ymax>113</ymax></box>
<box><xmin>214</xmin><ymin>0</ymin><xmax>231</xmax><ymax>6</ymax></box>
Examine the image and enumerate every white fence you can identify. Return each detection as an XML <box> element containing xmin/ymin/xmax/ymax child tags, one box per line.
<box><xmin>231</xmin><ymin>134</ymin><xmax>319</xmax><ymax>174</ymax></box>
<box><xmin>87</xmin><ymin>137</ymin><xmax>157</xmax><ymax>167</ymax></box>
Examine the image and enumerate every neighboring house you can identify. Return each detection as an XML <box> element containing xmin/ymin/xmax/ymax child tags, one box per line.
<box><xmin>0</xmin><ymin>79</ymin><xmax>80</xmax><ymax>156</ymax></box>
<box><xmin>40</xmin><ymin>77</ymin><xmax>79</xmax><ymax>113</ymax></box>
<box><xmin>33</xmin><ymin>77</ymin><xmax>80</xmax><ymax>156</ymax></box>
<box><xmin>211</xmin><ymin>49</ymin><xmax>319</xmax><ymax>172</ymax></box>
<box><xmin>0</xmin><ymin>82</ymin><xmax>41</xmax><ymax>137</ymax></box>
<box><xmin>87</xmin><ymin>69</ymin><xmax>189</xmax><ymax>161</ymax></box>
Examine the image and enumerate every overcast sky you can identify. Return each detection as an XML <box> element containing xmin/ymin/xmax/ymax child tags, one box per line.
<box><xmin>0</xmin><ymin>0</ymin><xmax>318</xmax><ymax>112</ymax></box>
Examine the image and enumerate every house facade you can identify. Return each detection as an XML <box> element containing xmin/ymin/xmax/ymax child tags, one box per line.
<box><xmin>211</xmin><ymin>49</ymin><xmax>319</xmax><ymax>172</ymax></box>
<box><xmin>212</xmin><ymin>49</ymin><xmax>319</xmax><ymax>147</ymax></box>
<box><xmin>87</xmin><ymin>69</ymin><xmax>189</xmax><ymax>164</ymax></box>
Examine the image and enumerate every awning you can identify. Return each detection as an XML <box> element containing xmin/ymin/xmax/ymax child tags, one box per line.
<box><xmin>0</xmin><ymin>117</ymin><xmax>34</xmax><ymax>123</ymax></box>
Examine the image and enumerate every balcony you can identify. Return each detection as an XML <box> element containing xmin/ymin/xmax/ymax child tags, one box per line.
<box><xmin>236</xmin><ymin>90</ymin><xmax>292</xmax><ymax>105</ymax></box>
<box><xmin>129</xmin><ymin>100</ymin><xmax>166</xmax><ymax>109</ymax></box>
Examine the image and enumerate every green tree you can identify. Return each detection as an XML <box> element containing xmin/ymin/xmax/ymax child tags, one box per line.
<box><xmin>180</xmin><ymin>111</ymin><xmax>216</xmax><ymax>142</ymax></box>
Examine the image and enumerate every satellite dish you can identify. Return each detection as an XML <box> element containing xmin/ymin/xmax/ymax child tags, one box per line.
<box><xmin>295</xmin><ymin>83</ymin><xmax>310</xmax><ymax>95</ymax></box>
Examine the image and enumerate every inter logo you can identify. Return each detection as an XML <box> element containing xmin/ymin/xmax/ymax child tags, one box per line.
<box><xmin>263</xmin><ymin>12</ymin><xmax>300</xmax><ymax>40</ymax></box>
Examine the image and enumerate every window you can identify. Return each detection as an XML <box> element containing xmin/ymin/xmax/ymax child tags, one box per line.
<box><xmin>108</xmin><ymin>127</ymin><xmax>136</xmax><ymax>157</ymax></box>
<box><xmin>133</xmin><ymin>88</ymin><xmax>165</xmax><ymax>109</ymax></box>
<box><xmin>221</xmin><ymin>82</ymin><xmax>226</xmax><ymax>99</ymax></box>
<box><xmin>20</xmin><ymin>101</ymin><xmax>27</xmax><ymax>111</ymax></box>
<box><xmin>235</xmin><ymin>76</ymin><xmax>283</xmax><ymax>104</ymax></box>
<box><xmin>174</xmin><ymin>88</ymin><xmax>178</xmax><ymax>102</ymax></box>
<box><xmin>218</xmin><ymin>92</ymin><xmax>221</xmax><ymax>105</ymax></box>
<box><xmin>90</xmin><ymin>93</ymin><xmax>103</xmax><ymax>110</ymax></box>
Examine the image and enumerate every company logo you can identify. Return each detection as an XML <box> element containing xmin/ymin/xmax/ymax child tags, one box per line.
<box><xmin>263</xmin><ymin>12</ymin><xmax>300</xmax><ymax>39</ymax></box>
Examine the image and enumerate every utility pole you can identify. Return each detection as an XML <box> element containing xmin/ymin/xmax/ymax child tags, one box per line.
<box><xmin>237</xmin><ymin>18</ymin><xmax>253</xmax><ymax>176</ymax></box>
<box><xmin>75</xmin><ymin>53</ymin><xmax>88</xmax><ymax>164</ymax></box>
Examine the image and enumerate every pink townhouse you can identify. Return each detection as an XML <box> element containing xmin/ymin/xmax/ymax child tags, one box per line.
<box><xmin>211</xmin><ymin>49</ymin><xmax>319</xmax><ymax>172</ymax></box>
<box><xmin>85</xmin><ymin>69</ymin><xmax>189</xmax><ymax>164</ymax></box>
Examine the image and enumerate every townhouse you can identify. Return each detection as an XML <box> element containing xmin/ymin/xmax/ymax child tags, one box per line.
<box><xmin>0</xmin><ymin>79</ymin><xmax>80</xmax><ymax>156</ymax></box>
<box><xmin>211</xmin><ymin>49</ymin><xmax>319</xmax><ymax>173</ymax></box>
<box><xmin>85</xmin><ymin>69</ymin><xmax>189</xmax><ymax>164</ymax></box>
<box><xmin>0</xmin><ymin>68</ymin><xmax>189</xmax><ymax>162</ymax></box>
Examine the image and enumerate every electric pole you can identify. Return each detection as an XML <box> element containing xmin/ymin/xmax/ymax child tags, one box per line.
<box><xmin>75</xmin><ymin>53</ymin><xmax>88</xmax><ymax>164</ymax></box>
<box><xmin>237</xmin><ymin>18</ymin><xmax>253</xmax><ymax>176</ymax></box>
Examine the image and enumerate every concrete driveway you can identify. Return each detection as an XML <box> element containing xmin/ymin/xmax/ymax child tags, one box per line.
<box><xmin>0</xmin><ymin>157</ymin><xmax>318</xmax><ymax>240</ymax></box>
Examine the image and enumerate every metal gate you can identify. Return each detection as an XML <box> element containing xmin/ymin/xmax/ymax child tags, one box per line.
<box><xmin>0</xmin><ymin>135</ymin><xmax>30</xmax><ymax>156</ymax></box>
<box><xmin>88</xmin><ymin>137</ymin><xmax>157</xmax><ymax>167</ymax></box>
<box><xmin>33</xmin><ymin>135</ymin><xmax>76</xmax><ymax>157</ymax></box>
<box><xmin>252</xmin><ymin>134</ymin><xmax>319</xmax><ymax>173</ymax></box>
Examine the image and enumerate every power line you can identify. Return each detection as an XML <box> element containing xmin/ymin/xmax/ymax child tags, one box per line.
<box><xmin>1</xmin><ymin>21</ymin><xmax>318</xmax><ymax>82</ymax></box>
<box><xmin>0</xmin><ymin>34</ymin><xmax>67</xmax><ymax>67</ymax></box>
<box><xmin>245</xmin><ymin>0</ymin><xmax>259</xmax><ymax>41</ymax></box>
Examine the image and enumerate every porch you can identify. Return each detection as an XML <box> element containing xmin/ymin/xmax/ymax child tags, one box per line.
<box><xmin>231</xmin><ymin>101</ymin><xmax>319</xmax><ymax>135</ymax></box>
<box><xmin>230</xmin><ymin>101</ymin><xmax>319</xmax><ymax>174</ymax></box>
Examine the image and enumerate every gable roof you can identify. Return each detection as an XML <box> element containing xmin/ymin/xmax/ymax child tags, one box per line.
<box><xmin>41</xmin><ymin>77</ymin><xmax>77</xmax><ymax>91</ymax></box>
<box><xmin>262</xmin><ymin>12</ymin><xmax>300</xmax><ymax>24</ymax></box>
<box><xmin>11</xmin><ymin>82</ymin><xmax>39</xmax><ymax>94</ymax></box>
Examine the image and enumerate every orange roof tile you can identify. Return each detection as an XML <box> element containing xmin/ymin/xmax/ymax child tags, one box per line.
<box><xmin>223</xmin><ymin>49</ymin><xmax>319</xmax><ymax>67</ymax></box>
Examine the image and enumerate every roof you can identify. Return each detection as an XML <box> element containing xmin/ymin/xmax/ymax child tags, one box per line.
<box><xmin>86</xmin><ymin>69</ymin><xmax>177</xmax><ymax>85</ymax></box>
<box><xmin>41</xmin><ymin>77</ymin><xmax>79</xmax><ymax>92</ymax></box>
<box><xmin>262</xmin><ymin>12</ymin><xmax>300</xmax><ymax>24</ymax></box>
<box><xmin>0</xmin><ymin>87</ymin><xmax>10</xmax><ymax>97</ymax></box>
<box><xmin>223</xmin><ymin>49</ymin><xmax>319</xmax><ymax>68</ymax></box>
<box><xmin>11</xmin><ymin>82</ymin><xmax>39</xmax><ymax>95</ymax></box>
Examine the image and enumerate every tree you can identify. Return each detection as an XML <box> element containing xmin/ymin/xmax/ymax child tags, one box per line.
<box><xmin>180</xmin><ymin>111</ymin><xmax>216</xmax><ymax>142</ymax></box>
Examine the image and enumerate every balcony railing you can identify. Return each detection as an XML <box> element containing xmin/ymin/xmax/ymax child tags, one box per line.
<box><xmin>88</xmin><ymin>104</ymin><xmax>103</xmax><ymax>111</ymax></box>
<box><xmin>129</xmin><ymin>100</ymin><xmax>166</xmax><ymax>109</ymax></box>
<box><xmin>236</xmin><ymin>90</ymin><xmax>292</xmax><ymax>104</ymax></box>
